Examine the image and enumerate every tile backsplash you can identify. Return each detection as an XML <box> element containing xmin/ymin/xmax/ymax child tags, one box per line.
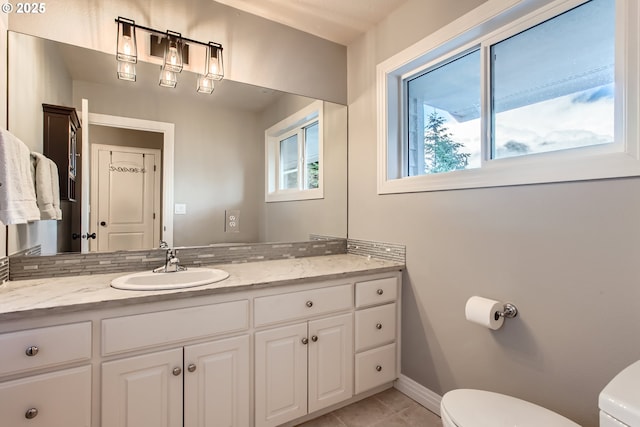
<box><xmin>347</xmin><ymin>238</ymin><xmax>405</xmax><ymax>263</ymax></box>
<box><xmin>9</xmin><ymin>239</ymin><xmax>347</xmax><ymax>281</ymax></box>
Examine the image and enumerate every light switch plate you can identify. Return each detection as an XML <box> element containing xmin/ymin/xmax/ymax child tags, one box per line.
<box><xmin>225</xmin><ymin>210</ymin><xmax>240</xmax><ymax>232</ymax></box>
<box><xmin>175</xmin><ymin>204</ymin><xmax>187</xmax><ymax>215</ymax></box>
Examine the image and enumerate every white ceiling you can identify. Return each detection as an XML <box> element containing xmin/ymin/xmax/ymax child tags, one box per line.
<box><xmin>214</xmin><ymin>0</ymin><xmax>409</xmax><ymax>45</ymax></box>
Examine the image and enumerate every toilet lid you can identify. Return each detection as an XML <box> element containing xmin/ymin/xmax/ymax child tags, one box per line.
<box><xmin>441</xmin><ymin>389</ymin><xmax>580</xmax><ymax>427</ymax></box>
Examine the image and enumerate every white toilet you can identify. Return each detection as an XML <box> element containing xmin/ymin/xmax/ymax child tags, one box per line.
<box><xmin>440</xmin><ymin>360</ymin><xmax>640</xmax><ymax>427</ymax></box>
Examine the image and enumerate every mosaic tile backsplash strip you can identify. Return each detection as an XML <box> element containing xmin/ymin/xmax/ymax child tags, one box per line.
<box><xmin>0</xmin><ymin>257</ymin><xmax>8</xmax><ymax>283</ymax></box>
<box><xmin>9</xmin><ymin>239</ymin><xmax>347</xmax><ymax>281</ymax></box>
<box><xmin>346</xmin><ymin>238</ymin><xmax>406</xmax><ymax>263</ymax></box>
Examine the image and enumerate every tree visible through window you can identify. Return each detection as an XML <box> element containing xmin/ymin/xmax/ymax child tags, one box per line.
<box><xmin>424</xmin><ymin>111</ymin><xmax>470</xmax><ymax>174</ymax></box>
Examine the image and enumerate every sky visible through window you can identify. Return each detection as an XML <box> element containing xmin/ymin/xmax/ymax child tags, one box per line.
<box><xmin>428</xmin><ymin>83</ymin><xmax>614</xmax><ymax>169</ymax></box>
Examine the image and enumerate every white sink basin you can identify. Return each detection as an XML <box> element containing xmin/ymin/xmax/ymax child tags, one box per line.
<box><xmin>111</xmin><ymin>267</ymin><xmax>230</xmax><ymax>291</ymax></box>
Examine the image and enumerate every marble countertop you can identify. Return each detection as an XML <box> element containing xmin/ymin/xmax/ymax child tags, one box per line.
<box><xmin>0</xmin><ymin>254</ymin><xmax>404</xmax><ymax>321</ymax></box>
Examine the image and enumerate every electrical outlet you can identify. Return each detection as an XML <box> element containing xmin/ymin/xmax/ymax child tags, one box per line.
<box><xmin>225</xmin><ymin>210</ymin><xmax>240</xmax><ymax>233</ymax></box>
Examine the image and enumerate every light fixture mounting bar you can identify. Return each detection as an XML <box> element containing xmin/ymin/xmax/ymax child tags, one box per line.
<box><xmin>115</xmin><ymin>17</ymin><xmax>223</xmax><ymax>51</ymax></box>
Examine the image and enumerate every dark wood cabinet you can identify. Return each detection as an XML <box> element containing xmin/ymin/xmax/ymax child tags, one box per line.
<box><xmin>43</xmin><ymin>104</ymin><xmax>81</xmax><ymax>202</ymax></box>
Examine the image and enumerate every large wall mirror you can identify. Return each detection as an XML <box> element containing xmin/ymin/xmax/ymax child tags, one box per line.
<box><xmin>7</xmin><ymin>31</ymin><xmax>347</xmax><ymax>256</ymax></box>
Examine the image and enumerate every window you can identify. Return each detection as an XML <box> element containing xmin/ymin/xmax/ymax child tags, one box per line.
<box><xmin>378</xmin><ymin>0</ymin><xmax>640</xmax><ymax>194</ymax></box>
<box><xmin>266</xmin><ymin>100</ymin><xmax>323</xmax><ymax>202</ymax></box>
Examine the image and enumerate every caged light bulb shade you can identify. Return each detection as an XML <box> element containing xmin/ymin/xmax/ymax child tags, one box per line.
<box><xmin>163</xmin><ymin>37</ymin><xmax>183</xmax><ymax>73</ymax></box>
<box><xmin>117</xmin><ymin>61</ymin><xmax>136</xmax><ymax>81</ymax></box>
<box><xmin>116</xmin><ymin>18</ymin><xmax>137</xmax><ymax>63</ymax></box>
<box><xmin>159</xmin><ymin>68</ymin><xmax>178</xmax><ymax>88</ymax></box>
<box><xmin>197</xmin><ymin>75</ymin><xmax>215</xmax><ymax>94</ymax></box>
<box><xmin>204</xmin><ymin>43</ymin><xmax>224</xmax><ymax>81</ymax></box>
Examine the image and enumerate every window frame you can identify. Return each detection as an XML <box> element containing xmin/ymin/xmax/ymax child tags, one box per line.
<box><xmin>377</xmin><ymin>0</ymin><xmax>639</xmax><ymax>194</ymax></box>
<box><xmin>265</xmin><ymin>100</ymin><xmax>324</xmax><ymax>202</ymax></box>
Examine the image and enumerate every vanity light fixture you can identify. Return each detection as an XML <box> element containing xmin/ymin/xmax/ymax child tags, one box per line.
<box><xmin>115</xmin><ymin>16</ymin><xmax>224</xmax><ymax>93</ymax></box>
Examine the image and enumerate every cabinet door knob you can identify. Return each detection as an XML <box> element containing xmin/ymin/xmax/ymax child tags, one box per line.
<box><xmin>187</xmin><ymin>364</ymin><xmax>197</xmax><ymax>373</ymax></box>
<box><xmin>377</xmin><ymin>289</ymin><xmax>384</xmax><ymax>295</ymax></box>
<box><xmin>25</xmin><ymin>346</ymin><xmax>39</xmax><ymax>356</ymax></box>
<box><xmin>376</xmin><ymin>323</ymin><xmax>383</xmax><ymax>330</ymax></box>
<box><xmin>100</xmin><ymin>221</ymin><xmax>107</xmax><ymax>227</ymax></box>
<box><xmin>311</xmin><ymin>335</ymin><xmax>318</xmax><ymax>342</ymax></box>
<box><xmin>306</xmin><ymin>301</ymin><xmax>313</xmax><ymax>308</ymax></box>
<box><xmin>25</xmin><ymin>408</ymin><xmax>38</xmax><ymax>419</ymax></box>
<box><xmin>376</xmin><ymin>365</ymin><xmax>383</xmax><ymax>372</ymax></box>
<box><xmin>301</xmin><ymin>337</ymin><xmax>309</xmax><ymax>345</ymax></box>
<box><xmin>172</xmin><ymin>367</ymin><xmax>182</xmax><ymax>376</ymax></box>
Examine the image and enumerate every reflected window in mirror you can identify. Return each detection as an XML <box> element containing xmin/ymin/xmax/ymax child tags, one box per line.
<box><xmin>266</xmin><ymin>100</ymin><xmax>324</xmax><ymax>202</ymax></box>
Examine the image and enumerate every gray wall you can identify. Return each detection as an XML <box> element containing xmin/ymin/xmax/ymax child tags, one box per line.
<box><xmin>259</xmin><ymin>97</ymin><xmax>348</xmax><ymax>242</ymax></box>
<box><xmin>347</xmin><ymin>1</ymin><xmax>639</xmax><ymax>426</ymax></box>
<box><xmin>1</xmin><ymin>13</ymin><xmax>7</xmax><ymax>257</ymax></box>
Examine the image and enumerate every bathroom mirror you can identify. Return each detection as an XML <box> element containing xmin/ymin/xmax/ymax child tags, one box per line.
<box><xmin>7</xmin><ymin>31</ymin><xmax>347</xmax><ymax>255</ymax></box>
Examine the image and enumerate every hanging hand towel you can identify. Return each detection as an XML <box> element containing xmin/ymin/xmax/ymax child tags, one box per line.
<box><xmin>49</xmin><ymin>159</ymin><xmax>62</xmax><ymax>220</ymax></box>
<box><xmin>31</xmin><ymin>152</ymin><xmax>60</xmax><ymax>220</ymax></box>
<box><xmin>0</xmin><ymin>129</ymin><xmax>40</xmax><ymax>224</ymax></box>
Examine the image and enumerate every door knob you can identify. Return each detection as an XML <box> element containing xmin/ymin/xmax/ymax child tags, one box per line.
<box><xmin>100</xmin><ymin>221</ymin><xmax>107</xmax><ymax>226</ymax></box>
<box><xmin>187</xmin><ymin>364</ymin><xmax>197</xmax><ymax>373</ymax></box>
<box><xmin>85</xmin><ymin>233</ymin><xmax>97</xmax><ymax>239</ymax></box>
<box><xmin>376</xmin><ymin>323</ymin><xmax>383</xmax><ymax>330</ymax></box>
<box><xmin>301</xmin><ymin>337</ymin><xmax>309</xmax><ymax>345</ymax></box>
<box><xmin>172</xmin><ymin>367</ymin><xmax>182</xmax><ymax>376</ymax></box>
<box><xmin>311</xmin><ymin>335</ymin><xmax>318</xmax><ymax>342</ymax></box>
<box><xmin>72</xmin><ymin>233</ymin><xmax>81</xmax><ymax>240</ymax></box>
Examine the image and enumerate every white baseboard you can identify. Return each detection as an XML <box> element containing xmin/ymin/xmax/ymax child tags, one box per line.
<box><xmin>394</xmin><ymin>374</ymin><xmax>442</xmax><ymax>416</ymax></box>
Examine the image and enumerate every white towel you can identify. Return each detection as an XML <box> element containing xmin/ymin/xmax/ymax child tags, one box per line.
<box><xmin>31</xmin><ymin>152</ymin><xmax>62</xmax><ymax>220</ymax></box>
<box><xmin>50</xmin><ymin>160</ymin><xmax>62</xmax><ymax>220</ymax></box>
<box><xmin>0</xmin><ymin>129</ymin><xmax>40</xmax><ymax>224</ymax></box>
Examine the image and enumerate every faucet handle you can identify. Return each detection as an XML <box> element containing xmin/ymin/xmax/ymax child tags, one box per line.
<box><xmin>159</xmin><ymin>240</ymin><xmax>169</xmax><ymax>249</ymax></box>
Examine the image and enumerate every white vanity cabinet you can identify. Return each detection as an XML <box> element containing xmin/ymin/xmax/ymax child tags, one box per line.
<box><xmin>0</xmin><ymin>322</ymin><xmax>92</xmax><ymax>427</ymax></box>
<box><xmin>253</xmin><ymin>284</ymin><xmax>355</xmax><ymax>427</ymax></box>
<box><xmin>101</xmin><ymin>300</ymin><xmax>250</xmax><ymax>427</ymax></box>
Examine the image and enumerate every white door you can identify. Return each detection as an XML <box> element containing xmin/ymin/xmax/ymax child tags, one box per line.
<box><xmin>308</xmin><ymin>313</ymin><xmax>354</xmax><ymax>413</ymax></box>
<box><xmin>91</xmin><ymin>144</ymin><xmax>161</xmax><ymax>252</ymax></box>
<box><xmin>255</xmin><ymin>323</ymin><xmax>308</xmax><ymax>427</ymax></box>
<box><xmin>101</xmin><ymin>348</ymin><xmax>183</xmax><ymax>427</ymax></box>
<box><xmin>184</xmin><ymin>335</ymin><xmax>250</xmax><ymax>427</ymax></box>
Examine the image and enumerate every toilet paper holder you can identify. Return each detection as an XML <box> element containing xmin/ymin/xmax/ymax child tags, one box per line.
<box><xmin>494</xmin><ymin>303</ymin><xmax>518</xmax><ymax>321</ymax></box>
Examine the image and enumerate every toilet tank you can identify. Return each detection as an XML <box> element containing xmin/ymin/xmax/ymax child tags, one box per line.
<box><xmin>599</xmin><ymin>360</ymin><xmax>640</xmax><ymax>426</ymax></box>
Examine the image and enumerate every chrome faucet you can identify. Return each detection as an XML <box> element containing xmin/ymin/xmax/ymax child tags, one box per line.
<box><xmin>153</xmin><ymin>247</ymin><xmax>186</xmax><ymax>273</ymax></box>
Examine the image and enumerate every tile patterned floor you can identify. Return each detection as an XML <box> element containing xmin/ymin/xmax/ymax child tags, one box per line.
<box><xmin>296</xmin><ymin>388</ymin><xmax>442</xmax><ymax>427</ymax></box>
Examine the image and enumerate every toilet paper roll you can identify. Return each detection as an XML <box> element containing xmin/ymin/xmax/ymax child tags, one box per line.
<box><xmin>465</xmin><ymin>296</ymin><xmax>504</xmax><ymax>330</ymax></box>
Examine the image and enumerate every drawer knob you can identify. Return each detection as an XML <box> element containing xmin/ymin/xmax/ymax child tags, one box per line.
<box><xmin>376</xmin><ymin>323</ymin><xmax>383</xmax><ymax>330</ymax></box>
<box><xmin>301</xmin><ymin>337</ymin><xmax>309</xmax><ymax>345</ymax></box>
<box><xmin>306</xmin><ymin>301</ymin><xmax>313</xmax><ymax>308</ymax></box>
<box><xmin>311</xmin><ymin>335</ymin><xmax>318</xmax><ymax>342</ymax></box>
<box><xmin>376</xmin><ymin>289</ymin><xmax>384</xmax><ymax>295</ymax></box>
<box><xmin>376</xmin><ymin>365</ymin><xmax>383</xmax><ymax>372</ymax></box>
<box><xmin>25</xmin><ymin>408</ymin><xmax>38</xmax><ymax>419</ymax></box>
<box><xmin>172</xmin><ymin>367</ymin><xmax>182</xmax><ymax>376</ymax></box>
<box><xmin>187</xmin><ymin>364</ymin><xmax>197</xmax><ymax>373</ymax></box>
<box><xmin>25</xmin><ymin>346</ymin><xmax>39</xmax><ymax>357</ymax></box>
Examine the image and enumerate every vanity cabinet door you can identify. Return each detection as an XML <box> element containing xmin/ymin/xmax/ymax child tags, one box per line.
<box><xmin>102</xmin><ymin>348</ymin><xmax>183</xmax><ymax>427</ymax></box>
<box><xmin>308</xmin><ymin>313</ymin><xmax>353</xmax><ymax>413</ymax></box>
<box><xmin>184</xmin><ymin>335</ymin><xmax>250</xmax><ymax>427</ymax></box>
<box><xmin>255</xmin><ymin>323</ymin><xmax>308</xmax><ymax>427</ymax></box>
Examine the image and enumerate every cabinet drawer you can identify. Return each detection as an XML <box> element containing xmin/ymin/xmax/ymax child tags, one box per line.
<box><xmin>102</xmin><ymin>300</ymin><xmax>249</xmax><ymax>355</ymax></box>
<box><xmin>0</xmin><ymin>365</ymin><xmax>91</xmax><ymax>426</ymax></box>
<box><xmin>254</xmin><ymin>284</ymin><xmax>353</xmax><ymax>327</ymax></box>
<box><xmin>0</xmin><ymin>322</ymin><xmax>92</xmax><ymax>377</ymax></box>
<box><xmin>354</xmin><ymin>343</ymin><xmax>397</xmax><ymax>394</ymax></box>
<box><xmin>355</xmin><ymin>277</ymin><xmax>398</xmax><ymax>308</ymax></box>
<box><xmin>355</xmin><ymin>303</ymin><xmax>396</xmax><ymax>352</ymax></box>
